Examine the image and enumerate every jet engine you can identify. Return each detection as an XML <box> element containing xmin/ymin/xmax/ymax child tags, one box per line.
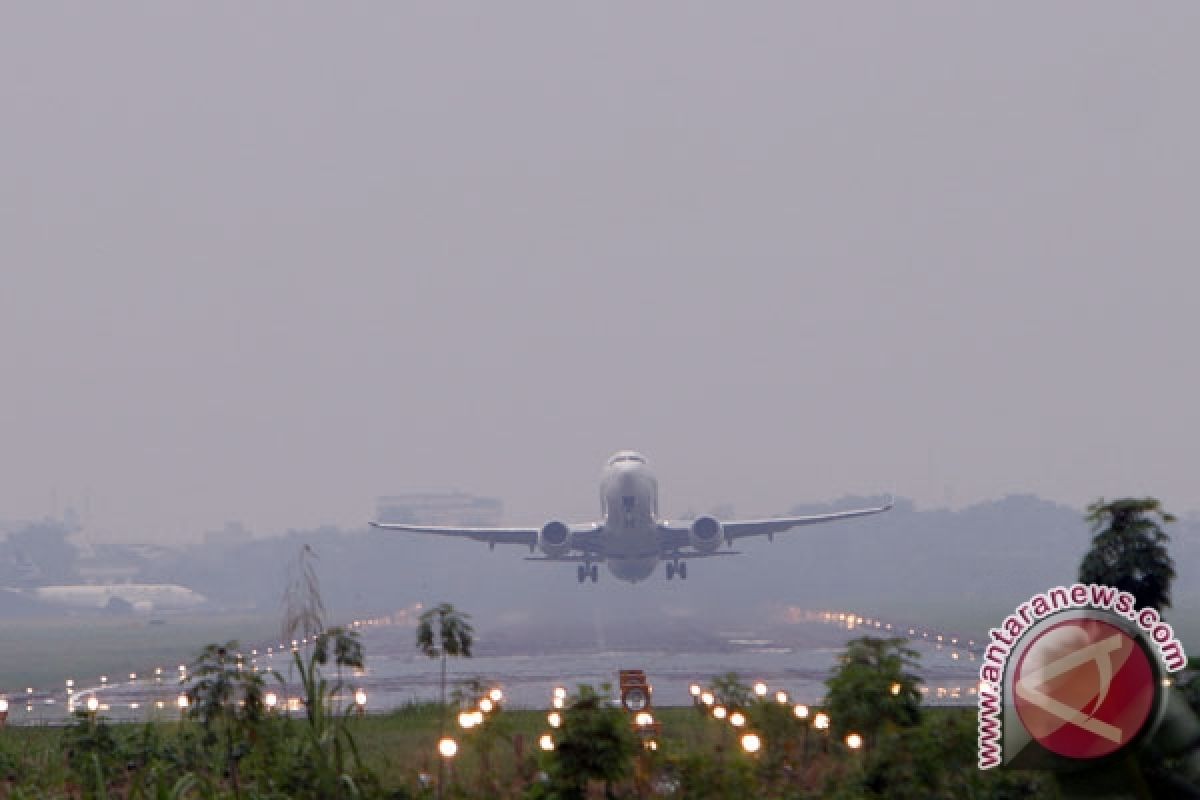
<box><xmin>689</xmin><ymin>516</ymin><xmax>723</xmax><ymax>553</ymax></box>
<box><xmin>539</xmin><ymin>521</ymin><xmax>572</xmax><ymax>558</ymax></box>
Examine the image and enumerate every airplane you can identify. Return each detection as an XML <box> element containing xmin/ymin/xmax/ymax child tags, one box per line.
<box><xmin>371</xmin><ymin>450</ymin><xmax>893</xmax><ymax>584</ymax></box>
<box><xmin>2</xmin><ymin>583</ymin><xmax>208</xmax><ymax>613</ymax></box>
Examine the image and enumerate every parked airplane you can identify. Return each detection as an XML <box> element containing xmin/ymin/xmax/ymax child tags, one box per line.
<box><xmin>4</xmin><ymin>583</ymin><xmax>208</xmax><ymax>612</ymax></box>
<box><xmin>371</xmin><ymin>450</ymin><xmax>892</xmax><ymax>584</ymax></box>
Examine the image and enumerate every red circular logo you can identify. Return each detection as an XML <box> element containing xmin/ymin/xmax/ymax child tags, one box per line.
<box><xmin>1013</xmin><ymin>617</ymin><xmax>1156</xmax><ymax>760</ymax></box>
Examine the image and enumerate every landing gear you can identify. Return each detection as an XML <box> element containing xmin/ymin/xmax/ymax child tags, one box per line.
<box><xmin>666</xmin><ymin>562</ymin><xmax>675</xmax><ymax>580</ymax></box>
<box><xmin>577</xmin><ymin>565</ymin><xmax>587</xmax><ymax>583</ymax></box>
<box><xmin>666</xmin><ymin>560</ymin><xmax>688</xmax><ymax>581</ymax></box>
<box><xmin>590</xmin><ymin>564</ymin><xmax>599</xmax><ymax>582</ymax></box>
<box><xmin>678</xmin><ymin>561</ymin><xmax>687</xmax><ymax>580</ymax></box>
<box><xmin>578</xmin><ymin>564</ymin><xmax>600</xmax><ymax>583</ymax></box>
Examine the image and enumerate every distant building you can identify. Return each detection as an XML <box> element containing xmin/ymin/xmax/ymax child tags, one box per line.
<box><xmin>376</xmin><ymin>491</ymin><xmax>503</xmax><ymax>526</ymax></box>
<box><xmin>203</xmin><ymin>521</ymin><xmax>253</xmax><ymax>550</ymax></box>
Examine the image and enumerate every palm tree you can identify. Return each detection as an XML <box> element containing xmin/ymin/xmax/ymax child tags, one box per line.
<box><xmin>417</xmin><ymin>603</ymin><xmax>473</xmax><ymax>797</ymax></box>
<box><xmin>1079</xmin><ymin>497</ymin><xmax>1176</xmax><ymax>611</ymax></box>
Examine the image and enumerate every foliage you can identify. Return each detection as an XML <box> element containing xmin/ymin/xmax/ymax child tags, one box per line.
<box><xmin>184</xmin><ymin>640</ymin><xmax>274</xmax><ymax>794</ymax></box>
<box><xmin>416</xmin><ymin>603</ymin><xmax>474</xmax><ymax>734</ymax></box>
<box><xmin>543</xmin><ymin>684</ymin><xmax>637</xmax><ymax>800</ymax></box>
<box><xmin>281</xmin><ymin>543</ymin><xmax>327</xmax><ymax>645</ymax></box>
<box><xmin>1079</xmin><ymin>497</ymin><xmax>1176</xmax><ymax>611</ymax></box>
<box><xmin>826</xmin><ymin>711</ymin><xmax>1053</xmax><ymax>800</ymax></box>
<box><xmin>824</xmin><ymin>636</ymin><xmax>921</xmax><ymax>748</ymax></box>
<box><xmin>709</xmin><ymin>672</ymin><xmax>752</xmax><ymax>709</ymax></box>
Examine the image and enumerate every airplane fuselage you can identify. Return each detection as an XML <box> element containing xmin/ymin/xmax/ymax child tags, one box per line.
<box><xmin>599</xmin><ymin>454</ymin><xmax>662</xmax><ymax>583</ymax></box>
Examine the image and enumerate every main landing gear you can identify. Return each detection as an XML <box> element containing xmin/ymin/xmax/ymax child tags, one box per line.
<box><xmin>665</xmin><ymin>560</ymin><xmax>688</xmax><ymax>581</ymax></box>
<box><xmin>577</xmin><ymin>564</ymin><xmax>599</xmax><ymax>583</ymax></box>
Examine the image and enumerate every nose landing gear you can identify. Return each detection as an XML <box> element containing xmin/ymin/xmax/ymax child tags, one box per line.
<box><xmin>577</xmin><ymin>564</ymin><xmax>599</xmax><ymax>583</ymax></box>
<box><xmin>665</xmin><ymin>560</ymin><xmax>688</xmax><ymax>581</ymax></box>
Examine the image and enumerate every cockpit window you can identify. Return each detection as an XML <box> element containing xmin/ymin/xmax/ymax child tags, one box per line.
<box><xmin>608</xmin><ymin>451</ymin><xmax>647</xmax><ymax>466</ymax></box>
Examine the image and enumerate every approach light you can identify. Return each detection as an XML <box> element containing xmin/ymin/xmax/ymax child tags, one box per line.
<box><xmin>741</xmin><ymin>733</ymin><xmax>762</xmax><ymax>754</ymax></box>
<box><xmin>0</xmin><ymin>698</ymin><xmax>7</xmax><ymax>713</ymax></box>
<box><xmin>265</xmin><ymin>692</ymin><xmax>278</xmax><ymax>710</ymax></box>
<box><xmin>635</xmin><ymin>711</ymin><xmax>654</xmax><ymax>727</ymax></box>
<box><xmin>479</xmin><ymin>697</ymin><xmax>494</xmax><ymax>713</ymax></box>
<box><xmin>547</xmin><ymin>711</ymin><xmax>562</xmax><ymax>728</ymax></box>
<box><xmin>753</xmin><ymin>682</ymin><xmax>768</xmax><ymax>697</ymax></box>
<box><xmin>458</xmin><ymin>711</ymin><xmax>476</xmax><ymax>729</ymax></box>
<box><xmin>354</xmin><ymin>689</ymin><xmax>367</xmax><ymax>708</ymax></box>
<box><xmin>846</xmin><ymin>733</ymin><xmax>864</xmax><ymax>750</ymax></box>
<box><xmin>438</xmin><ymin>737</ymin><xmax>458</xmax><ymax>758</ymax></box>
<box><xmin>689</xmin><ymin>683</ymin><xmax>702</xmax><ymax>697</ymax></box>
<box><xmin>729</xmin><ymin>711</ymin><xmax>746</xmax><ymax>728</ymax></box>
<box><xmin>700</xmin><ymin>691</ymin><xmax>715</xmax><ymax>706</ymax></box>
<box><xmin>539</xmin><ymin>733</ymin><xmax>555</xmax><ymax>751</ymax></box>
<box><xmin>814</xmin><ymin>712</ymin><xmax>830</xmax><ymax>731</ymax></box>
<box><xmin>86</xmin><ymin>696</ymin><xmax>99</xmax><ymax>713</ymax></box>
<box><xmin>489</xmin><ymin>688</ymin><xmax>503</xmax><ymax>703</ymax></box>
<box><xmin>775</xmin><ymin>690</ymin><xmax>788</xmax><ymax>704</ymax></box>
<box><xmin>713</xmin><ymin>705</ymin><xmax>727</xmax><ymax>720</ymax></box>
<box><xmin>890</xmin><ymin>683</ymin><xmax>902</xmax><ymax>696</ymax></box>
<box><xmin>794</xmin><ymin>704</ymin><xmax>809</xmax><ymax>719</ymax></box>
<box><xmin>177</xmin><ymin>694</ymin><xmax>189</xmax><ymax>710</ymax></box>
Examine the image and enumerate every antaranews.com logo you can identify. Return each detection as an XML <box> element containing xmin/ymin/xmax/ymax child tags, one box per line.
<box><xmin>977</xmin><ymin>583</ymin><xmax>1186</xmax><ymax>770</ymax></box>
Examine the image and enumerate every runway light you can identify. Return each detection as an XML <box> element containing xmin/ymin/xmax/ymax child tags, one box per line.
<box><xmin>479</xmin><ymin>697</ymin><xmax>494</xmax><ymax>713</ymax></box>
<box><xmin>459</xmin><ymin>711</ymin><xmax>476</xmax><ymax>729</ymax></box>
<box><xmin>729</xmin><ymin>711</ymin><xmax>746</xmax><ymax>728</ymax></box>
<box><xmin>794</xmin><ymin>703</ymin><xmax>809</xmax><ymax>720</ymax></box>
<box><xmin>753</xmin><ymin>682</ymin><xmax>768</xmax><ymax>697</ymax></box>
<box><xmin>890</xmin><ymin>683</ymin><xmax>902</xmax><ymax>696</ymax></box>
<box><xmin>539</xmin><ymin>733</ymin><xmax>555</xmax><ymax>751</ymax></box>
<box><xmin>635</xmin><ymin>711</ymin><xmax>654</xmax><ymax>727</ymax></box>
<box><xmin>0</xmin><ymin>698</ymin><xmax>8</xmax><ymax>713</ymax></box>
<box><xmin>547</xmin><ymin>711</ymin><xmax>562</xmax><ymax>728</ymax></box>
<box><xmin>713</xmin><ymin>705</ymin><xmax>727</xmax><ymax>720</ymax></box>
<box><xmin>814</xmin><ymin>712</ymin><xmax>830</xmax><ymax>731</ymax></box>
<box><xmin>489</xmin><ymin>688</ymin><xmax>503</xmax><ymax>703</ymax></box>
<box><xmin>846</xmin><ymin>733</ymin><xmax>863</xmax><ymax>750</ymax></box>
<box><xmin>741</xmin><ymin>733</ymin><xmax>761</xmax><ymax>754</ymax></box>
<box><xmin>700</xmin><ymin>691</ymin><xmax>715</xmax><ymax>706</ymax></box>
<box><xmin>775</xmin><ymin>690</ymin><xmax>788</xmax><ymax>704</ymax></box>
<box><xmin>689</xmin><ymin>683</ymin><xmax>702</xmax><ymax>697</ymax></box>
<box><xmin>553</xmin><ymin>686</ymin><xmax>567</xmax><ymax>700</ymax></box>
<box><xmin>552</xmin><ymin>696</ymin><xmax>564</xmax><ymax>709</ymax></box>
<box><xmin>86</xmin><ymin>696</ymin><xmax>99</xmax><ymax>713</ymax></box>
<box><xmin>265</xmin><ymin>692</ymin><xmax>277</xmax><ymax>710</ymax></box>
<box><xmin>438</xmin><ymin>737</ymin><xmax>458</xmax><ymax>758</ymax></box>
<box><xmin>177</xmin><ymin>694</ymin><xmax>189</xmax><ymax>710</ymax></box>
<box><xmin>354</xmin><ymin>689</ymin><xmax>367</xmax><ymax>709</ymax></box>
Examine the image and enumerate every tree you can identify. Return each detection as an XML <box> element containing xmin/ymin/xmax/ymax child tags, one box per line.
<box><xmin>546</xmin><ymin>684</ymin><xmax>637</xmax><ymax>800</ymax></box>
<box><xmin>1079</xmin><ymin>497</ymin><xmax>1176</xmax><ymax>611</ymax></box>
<box><xmin>416</xmin><ymin>603</ymin><xmax>473</xmax><ymax>798</ymax></box>
<box><xmin>824</xmin><ymin>636</ymin><xmax>921</xmax><ymax>750</ymax></box>
<box><xmin>184</xmin><ymin>641</ymin><xmax>273</xmax><ymax>795</ymax></box>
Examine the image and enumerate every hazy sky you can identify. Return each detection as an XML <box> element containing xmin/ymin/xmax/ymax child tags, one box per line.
<box><xmin>3</xmin><ymin>4</ymin><xmax>1199</xmax><ymax>542</ymax></box>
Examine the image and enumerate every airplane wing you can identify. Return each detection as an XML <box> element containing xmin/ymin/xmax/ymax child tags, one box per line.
<box><xmin>370</xmin><ymin>522</ymin><xmax>539</xmax><ymax>548</ymax></box>
<box><xmin>657</xmin><ymin>498</ymin><xmax>893</xmax><ymax>550</ymax></box>
<box><xmin>721</xmin><ymin>498</ymin><xmax>894</xmax><ymax>543</ymax></box>
<box><xmin>369</xmin><ymin>522</ymin><xmax>605</xmax><ymax>552</ymax></box>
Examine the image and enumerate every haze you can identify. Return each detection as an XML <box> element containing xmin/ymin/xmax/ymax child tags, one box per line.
<box><xmin>3</xmin><ymin>4</ymin><xmax>1198</xmax><ymax>543</ymax></box>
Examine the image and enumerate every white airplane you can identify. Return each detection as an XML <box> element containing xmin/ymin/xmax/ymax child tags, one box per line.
<box><xmin>7</xmin><ymin>583</ymin><xmax>208</xmax><ymax>612</ymax></box>
<box><xmin>371</xmin><ymin>450</ymin><xmax>893</xmax><ymax>584</ymax></box>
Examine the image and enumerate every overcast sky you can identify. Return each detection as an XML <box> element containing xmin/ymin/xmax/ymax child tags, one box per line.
<box><xmin>3</xmin><ymin>4</ymin><xmax>1199</xmax><ymax>542</ymax></box>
